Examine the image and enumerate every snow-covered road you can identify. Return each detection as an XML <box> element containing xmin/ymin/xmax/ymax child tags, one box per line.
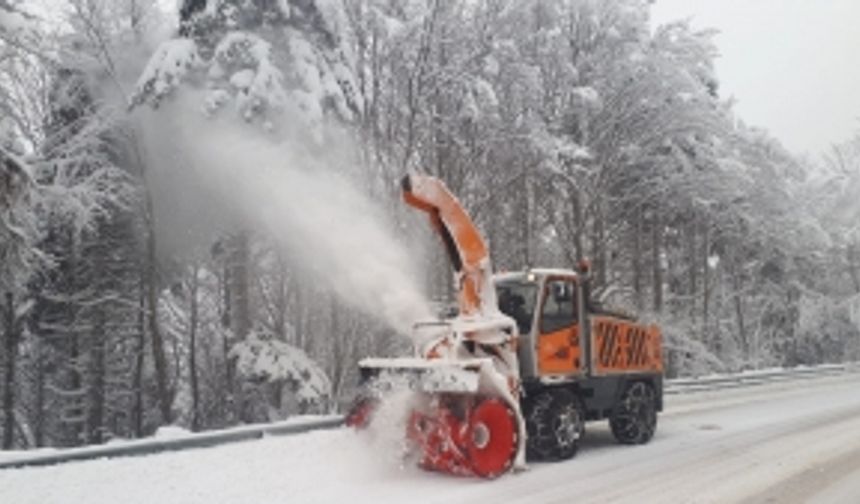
<box><xmin>2</xmin><ymin>372</ymin><xmax>860</xmax><ymax>504</ymax></box>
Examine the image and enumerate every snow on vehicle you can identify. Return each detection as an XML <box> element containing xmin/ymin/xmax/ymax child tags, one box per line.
<box><xmin>347</xmin><ymin>174</ymin><xmax>664</xmax><ymax>478</ymax></box>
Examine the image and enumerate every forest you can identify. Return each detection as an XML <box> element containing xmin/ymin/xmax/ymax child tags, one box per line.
<box><xmin>1</xmin><ymin>0</ymin><xmax>859</xmax><ymax>450</ymax></box>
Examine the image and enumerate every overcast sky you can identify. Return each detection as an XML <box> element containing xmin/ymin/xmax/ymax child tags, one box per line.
<box><xmin>651</xmin><ymin>0</ymin><xmax>860</xmax><ymax>157</ymax></box>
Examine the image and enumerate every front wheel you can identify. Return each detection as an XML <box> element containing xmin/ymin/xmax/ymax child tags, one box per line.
<box><xmin>525</xmin><ymin>389</ymin><xmax>585</xmax><ymax>461</ymax></box>
<box><xmin>610</xmin><ymin>381</ymin><xmax>657</xmax><ymax>445</ymax></box>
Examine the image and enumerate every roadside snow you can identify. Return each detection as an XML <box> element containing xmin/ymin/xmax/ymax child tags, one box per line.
<box><xmin>2</xmin><ymin>373</ymin><xmax>860</xmax><ymax>503</ymax></box>
<box><xmin>154</xmin><ymin>426</ymin><xmax>193</xmax><ymax>440</ymax></box>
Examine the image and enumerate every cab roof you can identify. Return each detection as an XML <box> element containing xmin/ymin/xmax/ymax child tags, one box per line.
<box><xmin>493</xmin><ymin>268</ymin><xmax>579</xmax><ymax>283</ymax></box>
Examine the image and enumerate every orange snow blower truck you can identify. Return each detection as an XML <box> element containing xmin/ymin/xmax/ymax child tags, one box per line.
<box><xmin>347</xmin><ymin>174</ymin><xmax>663</xmax><ymax>478</ymax></box>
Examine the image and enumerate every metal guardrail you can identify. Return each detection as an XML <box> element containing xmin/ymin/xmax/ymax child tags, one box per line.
<box><xmin>1</xmin><ymin>362</ymin><xmax>857</xmax><ymax>470</ymax></box>
<box><xmin>0</xmin><ymin>416</ymin><xmax>344</xmax><ymax>470</ymax></box>
<box><xmin>664</xmin><ymin>362</ymin><xmax>858</xmax><ymax>395</ymax></box>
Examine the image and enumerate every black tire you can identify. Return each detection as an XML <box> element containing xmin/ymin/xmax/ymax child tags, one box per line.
<box><xmin>610</xmin><ymin>381</ymin><xmax>658</xmax><ymax>445</ymax></box>
<box><xmin>524</xmin><ymin>389</ymin><xmax>585</xmax><ymax>461</ymax></box>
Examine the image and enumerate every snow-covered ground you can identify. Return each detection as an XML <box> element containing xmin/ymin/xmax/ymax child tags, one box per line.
<box><xmin>2</xmin><ymin>373</ymin><xmax>860</xmax><ymax>504</ymax></box>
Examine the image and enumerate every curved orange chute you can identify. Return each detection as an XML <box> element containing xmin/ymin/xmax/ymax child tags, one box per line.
<box><xmin>402</xmin><ymin>174</ymin><xmax>488</xmax><ymax>316</ymax></box>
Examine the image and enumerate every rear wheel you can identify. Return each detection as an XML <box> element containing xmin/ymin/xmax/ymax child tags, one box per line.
<box><xmin>524</xmin><ymin>389</ymin><xmax>584</xmax><ymax>461</ymax></box>
<box><xmin>610</xmin><ymin>381</ymin><xmax>657</xmax><ymax>445</ymax></box>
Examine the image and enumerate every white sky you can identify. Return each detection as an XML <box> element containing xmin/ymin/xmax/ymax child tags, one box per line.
<box><xmin>651</xmin><ymin>0</ymin><xmax>860</xmax><ymax>157</ymax></box>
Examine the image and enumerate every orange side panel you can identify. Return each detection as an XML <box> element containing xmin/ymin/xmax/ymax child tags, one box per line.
<box><xmin>537</xmin><ymin>326</ymin><xmax>582</xmax><ymax>375</ymax></box>
<box><xmin>591</xmin><ymin>316</ymin><xmax>663</xmax><ymax>375</ymax></box>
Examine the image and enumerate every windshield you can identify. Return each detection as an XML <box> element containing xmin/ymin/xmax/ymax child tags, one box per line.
<box><xmin>496</xmin><ymin>280</ymin><xmax>538</xmax><ymax>335</ymax></box>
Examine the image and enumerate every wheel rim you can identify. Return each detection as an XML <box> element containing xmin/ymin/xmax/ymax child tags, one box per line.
<box><xmin>614</xmin><ymin>383</ymin><xmax>656</xmax><ymax>442</ymax></box>
<box><xmin>472</xmin><ymin>423</ymin><xmax>490</xmax><ymax>450</ymax></box>
<box><xmin>554</xmin><ymin>406</ymin><xmax>581</xmax><ymax>449</ymax></box>
<box><xmin>467</xmin><ymin>399</ymin><xmax>518</xmax><ymax>478</ymax></box>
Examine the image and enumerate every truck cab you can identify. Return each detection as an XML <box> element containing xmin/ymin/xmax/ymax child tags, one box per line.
<box><xmin>496</xmin><ymin>269</ymin><xmax>587</xmax><ymax>380</ymax></box>
<box><xmin>495</xmin><ymin>268</ymin><xmax>664</xmax><ymax>458</ymax></box>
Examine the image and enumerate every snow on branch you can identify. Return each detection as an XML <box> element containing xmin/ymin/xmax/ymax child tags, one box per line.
<box><xmin>0</xmin><ymin>1</ymin><xmax>38</xmax><ymax>38</ymax></box>
<box><xmin>131</xmin><ymin>38</ymin><xmax>202</xmax><ymax>109</ymax></box>
<box><xmin>230</xmin><ymin>330</ymin><xmax>332</xmax><ymax>402</ymax></box>
<box><xmin>207</xmin><ymin>31</ymin><xmax>287</xmax><ymax>122</ymax></box>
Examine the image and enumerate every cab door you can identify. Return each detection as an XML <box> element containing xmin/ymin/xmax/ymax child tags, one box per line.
<box><xmin>536</xmin><ymin>277</ymin><xmax>583</xmax><ymax>376</ymax></box>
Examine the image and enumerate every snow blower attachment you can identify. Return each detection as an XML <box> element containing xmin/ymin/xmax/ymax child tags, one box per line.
<box><xmin>347</xmin><ymin>174</ymin><xmax>526</xmax><ymax>478</ymax></box>
<box><xmin>348</xmin><ymin>174</ymin><xmax>665</xmax><ymax>479</ymax></box>
<box><xmin>356</xmin><ymin>356</ymin><xmax>521</xmax><ymax>478</ymax></box>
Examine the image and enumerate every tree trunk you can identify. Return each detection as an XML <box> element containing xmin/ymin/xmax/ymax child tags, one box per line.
<box><xmin>2</xmin><ymin>292</ymin><xmax>19</xmax><ymax>449</ymax></box>
<box><xmin>133</xmin><ymin>271</ymin><xmax>146</xmax><ymax>438</ymax></box>
<box><xmin>274</xmin><ymin>259</ymin><xmax>288</xmax><ymax>341</ymax></box>
<box><xmin>294</xmin><ymin>281</ymin><xmax>305</xmax><ymax>349</ymax></box>
<box><xmin>229</xmin><ymin>232</ymin><xmax>251</xmax><ymax>341</ymax></box>
<box><xmin>220</xmin><ymin>262</ymin><xmax>235</xmax><ymax>407</ymax></box>
<box><xmin>329</xmin><ymin>295</ymin><xmax>343</xmax><ymax>411</ymax></box>
<box><xmin>847</xmin><ymin>241</ymin><xmax>860</xmax><ymax>294</ymax></box>
<box><xmin>523</xmin><ymin>170</ymin><xmax>535</xmax><ymax>268</ymax></box>
<box><xmin>731</xmin><ymin>261</ymin><xmax>748</xmax><ymax>357</ymax></box>
<box><xmin>228</xmin><ymin>232</ymin><xmax>251</xmax><ymax>422</ymax></box>
<box><xmin>128</xmin><ymin>137</ymin><xmax>150</xmax><ymax>437</ymax></box>
<box><xmin>34</xmin><ymin>338</ymin><xmax>45</xmax><ymax>447</ymax></box>
<box><xmin>632</xmin><ymin>212</ymin><xmax>643</xmax><ymax>311</ymax></box>
<box><xmin>594</xmin><ymin>203</ymin><xmax>607</xmax><ymax>288</ymax></box>
<box><xmin>189</xmin><ymin>266</ymin><xmax>200</xmax><ymax>432</ymax></box>
<box><xmin>701</xmin><ymin>219</ymin><xmax>711</xmax><ymax>343</ymax></box>
<box><xmin>571</xmin><ymin>186</ymin><xmax>585</xmax><ymax>264</ymax></box>
<box><xmin>145</xmin><ymin>190</ymin><xmax>172</xmax><ymax>425</ymax></box>
<box><xmin>651</xmin><ymin>212</ymin><xmax>663</xmax><ymax>313</ymax></box>
<box><xmin>87</xmin><ymin>309</ymin><xmax>106</xmax><ymax>444</ymax></box>
<box><xmin>688</xmin><ymin>220</ymin><xmax>698</xmax><ymax>321</ymax></box>
<box><xmin>62</xmin><ymin>231</ymin><xmax>83</xmax><ymax>447</ymax></box>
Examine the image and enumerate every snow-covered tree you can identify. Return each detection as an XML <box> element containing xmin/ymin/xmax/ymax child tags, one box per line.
<box><xmin>230</xmin><ymin>328</ymin><xmax>332</xmax><ymax>417</ymax></box>
<box><xmin>2</xmin><ymin>0</ymin><xmax>857</xmax><ymax>451</ymax></box>
<box><xmin>0</xmin><ymin>146</ymin><xmax>42</xmax><ymax>448</ymax></box>
<box><xmin>131</xmin><ymin>0</ymin><xmax>369</xmax><ymax>424</ymax></box>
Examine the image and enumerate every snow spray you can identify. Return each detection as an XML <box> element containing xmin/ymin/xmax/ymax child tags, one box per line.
<box><xmin>138</xmin><ymin>94</ymin><xmax>432</xmax><ymax>336</ymax></box>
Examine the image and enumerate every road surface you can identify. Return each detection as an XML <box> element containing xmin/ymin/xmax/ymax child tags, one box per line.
<box><xmin>2</xmin><ymin>372</ymin><xmax>859</xmax><ymax>503</ymax></box>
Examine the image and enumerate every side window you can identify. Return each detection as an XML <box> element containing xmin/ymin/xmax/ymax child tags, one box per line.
<box><xmin>540</xmin><ymin>279</ymin><xmax>577</xmax><ymax>333</ymax></box>
<box><xmin>497</xmin><ymin>282</ymin><xmax>538</xmax><ymax>335</ymax></box>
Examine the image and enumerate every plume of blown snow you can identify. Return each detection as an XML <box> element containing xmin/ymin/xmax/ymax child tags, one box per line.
<box><xmin>138</xmin><ymin>93</ymin><xmax>431</xmax><ymax>335</ymax></box>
